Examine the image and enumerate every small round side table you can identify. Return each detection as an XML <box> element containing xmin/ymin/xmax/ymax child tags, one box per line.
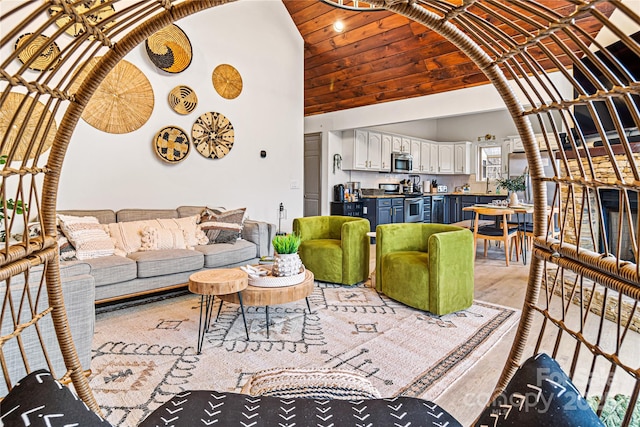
<box><xmin>189</xmin><ymin>269</ymin><xmax>249</xmax><ymax>353</ymax></box>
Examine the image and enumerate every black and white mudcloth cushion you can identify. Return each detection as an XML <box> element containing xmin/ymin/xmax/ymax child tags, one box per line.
<box><xmin>0</xmin><ymin>369</ymin><xmax>112</xmax><ymax>427</ymax></box>
<box><xmin>475</xmin><ymin>353</ymin><xmax>605</xmax><ymax>427</ymax></box>
<box><xmin>139</xmin><ymin>391</ymin><xmax>462</xmax><ymax>427</ymax></box>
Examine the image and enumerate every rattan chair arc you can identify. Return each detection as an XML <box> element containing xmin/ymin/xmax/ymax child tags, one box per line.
<box><xmin>1</xmin><ymin>0</ymin><xmax>638</xmax><ymax>425</ymax></box>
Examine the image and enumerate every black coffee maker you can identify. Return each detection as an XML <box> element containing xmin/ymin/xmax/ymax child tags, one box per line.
<box><xmin>334</xmin><ymin>184</ymin><xmax>345</xmax><ymax>202</ymax></box>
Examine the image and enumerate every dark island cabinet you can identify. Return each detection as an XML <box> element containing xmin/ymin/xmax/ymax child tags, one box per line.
<box><xmin>423</xmin><ymin>196</ymin><xmax>431</xmax><ymax>223</ymax></box>
<box><xmin>444</xmin><ymin>194</ymin><xmax>508</xmax><ymax>224</ymax></box>
<box><xmin>363</xmin><ymin>198</ymin><xmax>404</xmax><ymax>231</ymax></box>
<box><xmin>330</xmin><ymin>202</ymin><xmax>363</xmax><ymax>217</ymax></box>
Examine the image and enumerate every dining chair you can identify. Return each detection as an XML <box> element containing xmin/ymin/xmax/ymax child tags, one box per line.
<box><xmin>471</xmin><ymin>207</ymin><xmax>520</xmax><ymax>266</ymax></box>
<box><xmin>519</xmin><ymin>206</ymin><xmax>561</xmax><ymax>251</ymax></box>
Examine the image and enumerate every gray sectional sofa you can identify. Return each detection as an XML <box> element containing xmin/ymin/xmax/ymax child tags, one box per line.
<box><xmin>59</xmin><ymin>206</ymin><xmax>276</xmax><ymax>303</ymax></box>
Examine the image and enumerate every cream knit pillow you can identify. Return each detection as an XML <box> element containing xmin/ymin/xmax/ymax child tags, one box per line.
<box><xmin>140</xmin><ymin>226</ymin><xmax>187</xmax><ymax>251</ymax></box>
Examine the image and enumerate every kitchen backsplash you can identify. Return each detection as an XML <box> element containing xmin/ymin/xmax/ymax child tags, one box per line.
<box><xmin>346</xmin><ymin>171</ymin><xmax>478</xmax><ymax>193</ymax></box>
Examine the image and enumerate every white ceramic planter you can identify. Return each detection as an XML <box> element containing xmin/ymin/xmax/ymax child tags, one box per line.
<box><xmin>272</xmin><ymin>253</ymin><xmax>302</xmax><ymax>277</ymax></box>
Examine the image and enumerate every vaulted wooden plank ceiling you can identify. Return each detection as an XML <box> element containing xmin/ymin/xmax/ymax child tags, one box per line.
<box><xmin>282</xmin><ymin>0</ymin><xmax>615</xmax><ymax>116</ymax></box>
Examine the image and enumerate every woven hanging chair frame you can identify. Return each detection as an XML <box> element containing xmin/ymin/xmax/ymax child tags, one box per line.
<box><xmin>0</xmin><ymin>0</ymin><xmax>639</xmax><ymax>424</ymax></box>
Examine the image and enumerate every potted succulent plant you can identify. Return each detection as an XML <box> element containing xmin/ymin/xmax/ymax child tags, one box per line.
<box><xmin>496</xmin><ymin>174</ymin><xmax>526</xmax><ymax>206</ymax></box>
<box><xmin>271</xmin><ymin>233</ymin><xmax>302</xmax><ymax>277</ymax></box>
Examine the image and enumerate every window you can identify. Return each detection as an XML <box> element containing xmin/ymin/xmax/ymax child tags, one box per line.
<box><xmin>478</xmin><ymin>145</ymin><xmax>502</xmax><ymax>181</ymax></box>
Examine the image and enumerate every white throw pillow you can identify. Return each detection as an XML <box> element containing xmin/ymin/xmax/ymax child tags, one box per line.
<box><xmin>156</xmin><ymin>215</ymin><xmax>208</xmax><ymax>247</ymax></box>
<box><xmin>58</xmin><ymin>219</ymin><xmax>115</xmax><ymax>260</ymax></box>
<box><xmin>140</xmin><ymin>226</ymin><xmax>187</xmax><ymax>251</ymax></box>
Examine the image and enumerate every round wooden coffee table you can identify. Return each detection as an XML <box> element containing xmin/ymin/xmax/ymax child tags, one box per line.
<box><xmin>189</xmin><ymin>269</ymin><xmax>249</xmax><ymax>353</ymax></box>
<box><xmin>218</xmin><ymin>269</ymin><xmax>315</xmax><ymax>338</ymax></box>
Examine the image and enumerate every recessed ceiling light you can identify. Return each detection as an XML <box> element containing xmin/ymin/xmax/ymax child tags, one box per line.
<box><xmin>333</xmin><ymin>21</ymin><xmax>345</xmax><ymax>33</ymax></box>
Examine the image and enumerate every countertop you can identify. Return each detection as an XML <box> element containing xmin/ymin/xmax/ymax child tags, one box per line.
<box><xmin>359</xmin><ymin>192</ymin><xmax>507</xmax><ymax>199</ymax></box>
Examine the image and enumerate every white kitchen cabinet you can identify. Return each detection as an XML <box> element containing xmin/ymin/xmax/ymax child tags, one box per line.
<box><xmin>401</xmin><ymin>137</ymin><xmax>411</xmax><ymax>153</ymax></box>
<box><xmin>381</xmin><ymin>133</ymin><xmax>392</xmax><ymax>171</ymax></box>
<box><xmin>453</xmin><ymin>142</ymin><xmax>471</xmax><ymax>174</ymax></box>
<box><xmin>392</xmin><ymin>135</ymin><xmax>402</xmax><ymax>153</ymax></box>
<box><xmin>419</xmin><ymin>141</ymin><xmax>431</xmax><ymax>173</ymax></box>
<box><xmin>438</xmin><ymin>143</ymin><xmax>455</xmax><ymax>174</ymax></box>
<box><xmin>343</xmin><ymin>129</ymin><xmax>382</xmax><ymax>171</ymax></box>
<box><xmin>410</xmin><ymin>139</ymin><xmax>421</xmax><ymax>172</ymax></box>
<box><xmin>429</xmin><ymin>143</ymin><xmax>438</xmax><ymax>173</ymax></box>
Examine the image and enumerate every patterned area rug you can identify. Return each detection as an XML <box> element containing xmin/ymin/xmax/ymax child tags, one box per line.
<box><xmin>90</xmin><ymin>282</ymin><xmax>519</xmax><ymax>426</ymax></box>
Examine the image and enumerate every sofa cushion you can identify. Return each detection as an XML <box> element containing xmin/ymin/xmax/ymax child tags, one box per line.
<box><xmin>156</xmin><ymin>216</ymin><xmax>209</xmax><ymax>247</ymax></box>
<box><xmin>57</xmin><ymin>209</ymin><xmax>116</xmax><ymax>224</ymax></box>
<box><xmin>475</xmin><ymin>353</ymin><xmax>604</xmax><ymax>427</ymax></box>
<box><xmin>116</xmin><ymin>208</ymin><xmax>177</xmax><ymax>222</ymax></box>
<box><xmin>196</xmin><ymin>239</ymin><xmax>257</xmax><ymax>268</ymax></box>
<box><xmin>0</xmin><ymin>370</ymin><xmax>112</xmax><ymax>426</ymax></box>
<box><xmin>58</xmin><ymin>215</ymin><xmax>115</xmax><ymax>260</ymax></box>
<box><xmin>140</xmin><ymin>226</ymin><xmax>187</xmax><ymax>251</ymax></box>
<box><xmin>128</xmin><ymin>249</ymin><xmax>204</xmax><ymax>278</ymax></box>
<box><xmin>82</xmin><ymin>255</ymin><xmax>137</xmax><ymax>287</ymax></box>
<box><xmin>200</xmin><ymin>207</ymin><xmax>246</xmax><ymax>243</ymax></box>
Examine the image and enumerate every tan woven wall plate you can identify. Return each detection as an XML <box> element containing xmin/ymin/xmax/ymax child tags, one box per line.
<box><xmin>14</xmin><ymin>33</ymin><xmax>61</xmax><ymax>71</ymax></box>
<box><xmin>48</xmin><ymin>0</ymin><xmax>116</xmax><ymax>38</ymax></box>
<box><xmin>153</xmin><ymin>126</ymin><xmax>190</xmax><ymax>164</ymax></box>
<box><xmin>168</xmin><ymin>86</ymin><xmax>198</xmax><ymax>115</ymax></box>
<box><xmin>0</xmin><ymin>92</ymin><xmax>57</xmax><ymax>161</ymax></box>
<box><xmin>145</xmin><ymin>24</ymin><xmax>192</xmax><ymax>74</ymax></box>
<box><xmin>212</xmin><ymin>64</ymin><xmax>243</xmax><ymax>99</ymax></box>
<box><xmin>70</xmin><ymin>57</ymin><xmax>154</xmax><ymax>134</ymax></box>
<box><xmin>191</xmin><ymin>112</ymin><xmax>235</xmax><ymax>159</ymax></box>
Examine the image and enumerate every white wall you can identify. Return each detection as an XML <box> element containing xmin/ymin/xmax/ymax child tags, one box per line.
<box><xmin>57</xmin><ymin>1</ymin><xmax>304</xmax><ymax>232</ymax></box>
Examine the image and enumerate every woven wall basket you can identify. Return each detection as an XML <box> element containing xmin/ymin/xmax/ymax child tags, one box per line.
<box><xmin>212</xmin><ymin>64</ymin><xmax>243</xmax><ymax>99</ymax></box>
<box><xmin>168</xmin><ymin>85</ymin><xmax>197</xmax><ymax>115</ymax></box>
<box><xmin>0</xmin><ymin>93</ymin><xmax>57</xmax><ymax>161</ymax></box>
<box><xmin>153</xmin><ymin>125</ymin><xmax>190</xmax><ymax>164</ymax></box>
<box><xmin>191</xmin><ymin>112</ymin><xmax>235</xmax><ymax>159</ymax></box>
<box><xmin>14</xmin><ymin>33</ymin><xmax>61</xmax><ymax>72</ymax></box>
<box><xmin>145</xmin><ymin>24</ymin><xmax>192</xmax><ymax>74</ymax></box>
<box><xmin>47</xmin><ymin>0</ymin><xmax>116</xmax><ymax>38</ymax></box>
<box><xmin>70</xmin><ymin>57</ymin><xmax>154</xmax><ymax>134</ymax></box>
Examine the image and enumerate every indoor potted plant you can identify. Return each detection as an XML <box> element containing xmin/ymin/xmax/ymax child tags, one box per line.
<box><xmin>496</xmin><ymin>174</ymin><xmax>526</xmax><ymax>206</ymax></box>
<box><xmin>271</xmin><ymin>233</ymin><xmax>302</xmax><ymax>277</ymax></box>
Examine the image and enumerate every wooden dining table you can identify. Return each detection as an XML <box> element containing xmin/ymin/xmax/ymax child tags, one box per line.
<box><xmin>463</xmin><ymin>203</ymin><xmax>535</xmax><ymax>265</ymax></box>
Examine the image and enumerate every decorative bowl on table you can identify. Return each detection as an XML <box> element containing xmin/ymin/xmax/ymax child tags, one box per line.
<box><xmin>242</xmin><ymin>265</ymin><xmax>306</xmax><ymax>288</ymax></box>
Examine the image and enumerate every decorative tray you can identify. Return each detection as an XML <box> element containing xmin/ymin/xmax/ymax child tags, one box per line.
<box><xmin>242</xmin><ymin>265</ymin><xmax>306</xmax><ymax>288</ymax></box>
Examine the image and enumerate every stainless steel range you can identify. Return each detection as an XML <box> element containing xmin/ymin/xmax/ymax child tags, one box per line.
<box><xmin>404</xmin><ymin>196</ymin><xmax>424</xmax><ymax>222</ymax></box>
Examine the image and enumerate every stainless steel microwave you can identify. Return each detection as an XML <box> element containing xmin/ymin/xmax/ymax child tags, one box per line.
<box><xmin>391</xmin><ymin>152</ymin><xmax>412</xmax><ymax>173</ymax></box>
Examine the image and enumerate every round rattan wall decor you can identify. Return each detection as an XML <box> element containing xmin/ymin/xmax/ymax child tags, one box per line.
<box><xmin>70</xmin><ymin>57</ymin><xmax>154</xmax><ymax>134</ymax></box>
<box><xmin>14</xmin><ymin>33</ymin><xmax>61</xmax><ymax>71</ymax></box>
<box><xmin>153</xmin><ymin>126</ymin><xmax>190</xmax><ymax>164</ymax></box>
<box><xmin>48</xmin><ymin>0</ymin><xmax>116</xmax><ymax>37</ymax></box>
<box><xmin>0</xmin><ymin>93</ymin><xmax>57</xmax><ymax>161</ymax></box>
<box><xmin>212</xmin><ymin>64</ymin><xmax>243</xmax><ymax>99</ymax></box>
<box><xmin>168</xmin><ymin>85</ymin><xmax>197</xmax><ymax>115</ymax></box>
<box><xmin>191</xmin><ymin>112</ymin><xmax>235</xmax><ymax>159</ymax></box>
<box><xmin>145</xmin><ymin>24</ymin><xmax>192</xmax><ymax>74</ymax></box>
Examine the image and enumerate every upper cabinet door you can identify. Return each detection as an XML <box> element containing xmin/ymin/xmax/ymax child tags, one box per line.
<box><xmin>392</xmin><ymin>135</ymin><xmax>402</xmax><ymax>153</ymax></box>
<box><xmin>429</xmin><ymin>143</ymin><xmax>438</xmax><ymax>173</ymax></box>
<box><xmin>368</xmin><ymin>131</ymin><xmax>382</xmax><ymax>170</ymax></box>
<box><xmin>410</xmin><ymin>139</ymin><xmax>421</xmax><ymax>172</ymax></box>
<box><xmin>381</xmin><ymin>134</ymin><xmax>392</xmax><ymax>171</ymax></box>
<box><xmin>401</xmin><ymin>137</ymin><xmax>411</xmax><ymax>153</ymax></box>
<box><xmin>438</xmin><ymin>144</ymin><xmax>455</xmax><ymax>174</ymax></box>
<box><xmin>420</xmin><ymin>141</ymin><xmax>430</xmax><ymax>172</ymax></box>
<box><xmin>354</xmin><ymin>129</ymin><xmax>369</xmax><ymax>169</ymax></box>
<box><xmin>454</xmin><ymin>142</ymin><xmax>470</xmax><ymax>174</ymax></box>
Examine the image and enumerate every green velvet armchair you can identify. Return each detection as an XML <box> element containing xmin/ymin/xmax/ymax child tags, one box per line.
<box><xmin>293</xmin><ymin>216</ymin><xmax>370</xmax><ymax>286</ymax></box>
<box><xmin>376</xmin><ymin>223</ymin><xmax>474</xmax><ymax>315</ymax></box>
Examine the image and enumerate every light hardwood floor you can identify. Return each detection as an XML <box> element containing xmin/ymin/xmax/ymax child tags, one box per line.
<box><xmin>370</xmin><ymin>242</ymin><xmax>530</xmax><ymax>425</ymax></box>
<box><xmin>371</xmin><ymin>241</ymin><xmax>639</xmax><ymax>426</ymax></box>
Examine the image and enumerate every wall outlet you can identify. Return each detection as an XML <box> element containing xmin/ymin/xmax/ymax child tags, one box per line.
<box><xmin>290</xmin><ymin>180</ymin><xmax>300</xmax><ymax>189</ymax></box>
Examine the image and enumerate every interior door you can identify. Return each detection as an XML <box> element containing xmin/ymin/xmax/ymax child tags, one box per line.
<box><xmin>304</xmin><ymin>133</ymin><xmax>322</xmax><ymax>217</ymax></box>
